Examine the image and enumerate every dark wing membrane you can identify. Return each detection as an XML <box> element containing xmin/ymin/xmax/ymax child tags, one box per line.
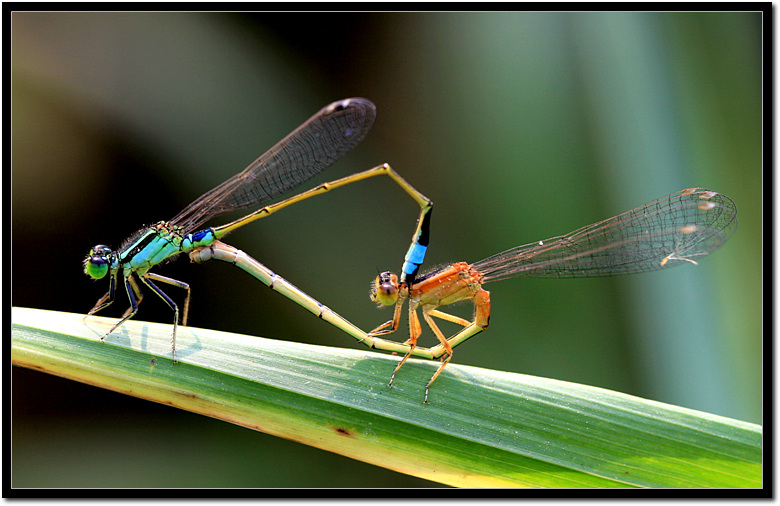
<box><xmin>474</xmin><ymin>188</ymin><xmax>737</xmax><ymax>282</ymax></box>
<box><xmin>170</xmin><ymin>98</ymin><xmax>377</xmax><ymax>232</ymax></box>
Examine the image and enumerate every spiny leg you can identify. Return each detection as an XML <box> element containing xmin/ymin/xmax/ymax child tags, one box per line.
<box><xmin>367</xmin><ymin>295</ymin><xmax>406</xmax><ymax>338</ymax></box>
<box><xmin>420</xmin><ymin>309</ymin><xmax>455</xmax><ymax>404</ymax></box>
<box><xmin>87</xmin><ymin>291</ymin><xmax>112</xmax><ymax>317</ymax></box>
<box><xmin>100</xmin><ymin>274</ymin><xmax>143</xmax><ymax>340</ymax></box>
<box><xmin>426</xmin><ymin>309</ymin><xmax>471</xmax><ymax>327</ymax></box>
<box><xmin>387</xmin><ymin>303</ymin><xmax>423</xmax><ymax>388</ymax></box>
<box><xmin>144</xmin><ymin>272</ymin><xmax>192</xmax><ymax>325</ymax></box>
<box><xmin>141</xmin><ymin>272</ymin><xmax>191</xmax><ymax>362</ymax></box>
<box><xmin>417</xmin><ymin>289</ymin><xmax>491</xmax><ymax>402</ymax></box>
<box><xmin>444</xmin><ymin>288</ymin><xmax>491</xmax><ymax>351</ymax></box>
<box><xmin>86</xmin><ymin>272</ymin><xmax>118</xmax><ymax>318</ymax></box>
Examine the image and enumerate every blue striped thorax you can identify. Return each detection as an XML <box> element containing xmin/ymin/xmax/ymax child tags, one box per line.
<box><xmin>121</xmin><ymin>222</ymin><xmax>219</xmax><ymax>272</ymax></box>
<box><xmin>84</xmin><ymin>222</ymin><xmax>220</xmax><ymax>280</ymax></box>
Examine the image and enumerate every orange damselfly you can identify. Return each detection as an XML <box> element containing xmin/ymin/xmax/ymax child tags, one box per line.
<box><xmin>368</xmin><ymin>188</ymin><xmax>737</xmax><ymax>403</ymax></box>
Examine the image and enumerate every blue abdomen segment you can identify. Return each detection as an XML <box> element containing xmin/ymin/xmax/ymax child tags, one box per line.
<box><xmin>400</xmin><ymin>206</ymin><xmax>432</xmax><ymax>284</ymax></box>
<box><xmin>181</xmin><ymin>228</ymin><xmax>217</xmax><ymax>251</ymax></box>
<box><xmin>402</xmin><ymin>243</ymin><xmax>428</xmax><ymax>279</ymax></box>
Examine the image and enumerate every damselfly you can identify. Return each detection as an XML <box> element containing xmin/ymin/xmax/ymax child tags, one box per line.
<box><xmin>84</xmin><ymin>98</ymin><xmax>433</xmax><ymax>360</ymax></box>
<box><xmin>368</xmin><ymin>188</ymin><xmax>737</xmax><ymax>402</ymax></box>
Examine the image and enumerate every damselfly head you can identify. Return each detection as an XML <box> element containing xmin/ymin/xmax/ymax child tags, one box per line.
<box><xmin>83</xmin><ymin>245</ymin><xmax>113</xmax><ymax>279</ymax></box>
<box><xmin>370</xmin><ymin>271</ymin><xmax>399</xmax><ymax>306</ymax></box>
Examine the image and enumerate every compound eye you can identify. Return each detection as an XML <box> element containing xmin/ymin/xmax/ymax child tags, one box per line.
<box><xmin>92</xmin><ymin>245</ymin><xmax>112</xmax><ymax>256</ymax></box>
<box><xmin>84</xmin><ymin>245</ymin><xmax>112</xmax><ymax>279</ymax></box>
<box><xmin>370</xmin><ymin>271</ymin><xmax>399</xmax><ymax>306</ymax></box>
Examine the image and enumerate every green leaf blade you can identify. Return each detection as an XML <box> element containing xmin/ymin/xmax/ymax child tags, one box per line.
<box><xmin>12</xmin><ymin>307</ymin><xmax>762</xmax><ymax>488</ymax></box>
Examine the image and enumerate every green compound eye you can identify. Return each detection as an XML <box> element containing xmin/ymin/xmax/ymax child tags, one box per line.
<box><xmin>84</xmin><ymin>245</ymin><xmax>111</xmax><ymax>279</ymax></box>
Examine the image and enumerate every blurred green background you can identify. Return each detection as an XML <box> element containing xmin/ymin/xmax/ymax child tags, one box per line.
<box><xmin>12</xmin><ymin>12</ymin><xmax>762</xmax><ymax>488</ymax></box>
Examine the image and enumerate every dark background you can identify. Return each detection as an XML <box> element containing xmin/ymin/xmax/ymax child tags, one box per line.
<box><xmin>12</xmin><ymin>11</ymin><xmax>762</xmax><ymax>488</ymax></box>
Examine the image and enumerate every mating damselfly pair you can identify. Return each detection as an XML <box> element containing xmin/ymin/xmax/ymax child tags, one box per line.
<box><xmin>84</xmin><ymin>98</ymin><xmax>737</xmax><ymax>403</ymax></box>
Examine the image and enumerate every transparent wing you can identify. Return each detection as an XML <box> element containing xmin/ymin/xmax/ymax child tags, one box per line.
<box><xmin>170</xmin><ymin>98</ymin><xmax>376</xmax><ymax>232</ymax></box>
<box><xmin>474</xmin><ymin>188</ymin><xmax>737</xmax><ymax>282</ymax></box>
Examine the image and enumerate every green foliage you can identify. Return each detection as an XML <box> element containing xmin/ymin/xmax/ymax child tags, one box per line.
<box><xmin>12</xmin><ymin>307</ymin><xmax>762</xmax><ymax>488</ymax></box>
